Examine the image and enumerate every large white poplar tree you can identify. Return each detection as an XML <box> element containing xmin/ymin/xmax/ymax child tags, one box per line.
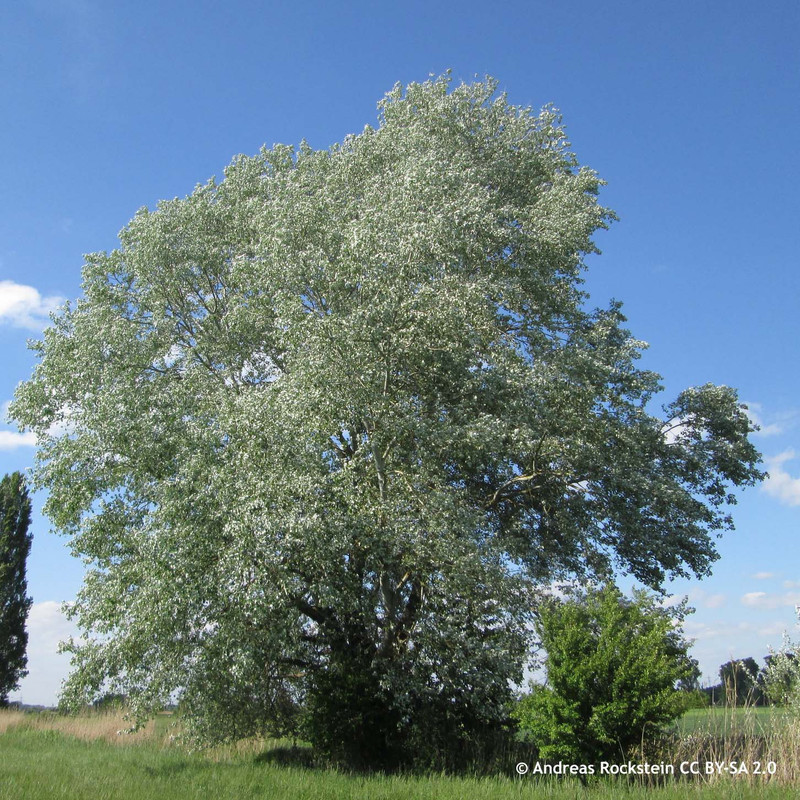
<box><xmin>11</xmin><ymin>74</ymin><xmax>762</xmax><ymax>767</ymax></box>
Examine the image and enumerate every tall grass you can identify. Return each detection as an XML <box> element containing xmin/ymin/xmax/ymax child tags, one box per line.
<box><xmin>634</xmin><ymin>703</ymin><xmax>800</xmax><ymax>790</ymax></box>
<box><xmin>0</xmin><ymin>707</ymin><xmax>161</xmax><ymax>744</ymax></box>
<box><xmin>1</xmin><ymin>707</ymin><xmax>798</xmax><ymax>799</ymax></box>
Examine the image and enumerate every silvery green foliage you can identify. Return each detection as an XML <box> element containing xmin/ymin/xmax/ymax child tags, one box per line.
<box><xmin>10</xmin><ymin>74</ymin><xmax>763</xmax><ymax>752</ymax></box>
<box><xmin>763</xmin><ymin>611</ymin><xmax>800</xmax><ymax>708</ymax></box>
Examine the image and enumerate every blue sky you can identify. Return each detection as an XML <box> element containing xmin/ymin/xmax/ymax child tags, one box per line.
<box><xmin>1</xmin><ymin>0</ymin><xmax>798</xmax><ymax>705</ymax></box>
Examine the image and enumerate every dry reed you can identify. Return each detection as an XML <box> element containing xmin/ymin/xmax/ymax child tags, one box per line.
<box><xmin>0</xmin><ymin>707</ymin><xmax>163</xmax><ymax>745</ymax></box>
<box><xmin>634</xmin><ymin>705</ymin><xmax>800</xmax><ymax>789</ymax></box>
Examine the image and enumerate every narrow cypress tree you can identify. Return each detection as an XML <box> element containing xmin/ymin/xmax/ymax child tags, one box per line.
<box><xmin>0</xmin><ymin>472</ymin><xmax>33</xmax><ymax>706</ymax></box>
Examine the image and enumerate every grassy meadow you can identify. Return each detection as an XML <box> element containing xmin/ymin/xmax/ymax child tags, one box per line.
<box><xmin>1</xmin><ymin>707</ymin><xmax>799</xmax><ymax>800</ymax></box>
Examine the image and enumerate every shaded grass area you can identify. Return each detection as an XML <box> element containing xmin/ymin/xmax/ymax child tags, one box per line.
<box><xmin>0</xmin><ymin>711</ymin><xmax>797</xmax><ymax>800</ymax></box>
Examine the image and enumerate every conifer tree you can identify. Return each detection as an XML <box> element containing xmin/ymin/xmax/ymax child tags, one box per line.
<box><xmin>0</xmin><ymin>472</ymin><xmax>33</xmax><ymax>705</ymax></box>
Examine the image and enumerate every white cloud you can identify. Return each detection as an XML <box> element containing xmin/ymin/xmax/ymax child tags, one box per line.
<box><xmin>0</xmin><ymin>430</ymin><xmax>37</xmax><ymax>450</ymax></box>
<box><xmin>2</xmin><ymin>397</ymin><xmax>78</xmax><ymax>445</ymax></box>
<box><xmin>662</xmin><ymin>417</ymin><xmax>690</xmax><ymax>445</ymax></box>
<box><xmin>762</xmin><ymin>450</ymin><xmax>800</xmax><ymax>507</ymax></box>
<box><xmin>744</xmin><ymin>402</ymin><xmax>784</xmax><ymax>437</ymax></box>
<box><xmin>680</xmin><ymin>618</ymin><xmax>792</xmax><ymax>683</ymax></box>
<box><xmin>741</xmin><ymin>591</ymin><xmax>800</xmax><ymax>610</ymax></box>
<box><xmin>0</xmin><ymin>280</ymin><xmax>64</xmax><ymax>330</ymax></box>
<box><xmin>681</xmin><ymin>587</ymin><xmax>727</xmax><ymax>610</ymax></box>
<box><xmin>751</xmin><ymin>571</ymin><xmax>776</xmax><ymax>580</ymax></box>
<box><xmin>741</xmin><ymin>592</ymin><xmax>767</xmax><ymax>607</ymax></box>
<box><xmin>9</xmin><ymin>601</ymin><xmax>78</xmax><ymax>707</ymax></box>
<box><xmin>0</xmin><ymin>399</ymin><xmax>38</xmax><ymax>450</ymax></box>
<box><xmin>683</xmin><ymin>618</ymin><xmax>788</xmax><ymax>641</ymax></box>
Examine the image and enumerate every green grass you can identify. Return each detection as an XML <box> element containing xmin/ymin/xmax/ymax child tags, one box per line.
<box><xmin>0</xmin><ymin>712</ymin><xmax>797</xmax><ymax>800</ymax></box>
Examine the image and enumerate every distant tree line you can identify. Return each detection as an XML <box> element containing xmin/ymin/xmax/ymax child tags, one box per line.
<box><xmin>701</xmin><ymin>654</ymin><xmax>798</xmax><ymax>707</ymax></box>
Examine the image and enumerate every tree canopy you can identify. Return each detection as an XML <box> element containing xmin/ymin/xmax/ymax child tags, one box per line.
<box><xmin>10</xmin><ymin>74</ymin><xmax>763</xmax><ymax>766</ymax></box>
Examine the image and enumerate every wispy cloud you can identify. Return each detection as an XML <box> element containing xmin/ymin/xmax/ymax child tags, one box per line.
<box><xmin>682</xmin><ymin>587</ymin><xmax>728</xmax><ymax>610</ymax></box>
<box><xmin>661</xmin><ymin>591</ymin><xmax>726</xmax><ymax>611</ymax></box>
<box><xmin>745</xmin><ymin>402</ymin><xmax>800</xmax><ymax>438</ymax></box>
<box><xmin>762</xmin><ymin>450</ymin><xmax>800</xmax><ymax>507</ymax></box>
<box><xmin>744</xmin><ymin>403</ymin><xmax>784</xmax><ymax>436</ymax></box>
<box><xmin>682</xmin><ymin>618</ymin><xmax>790</xmax><ymax>680</ymax></box>
<box><xmin>684</xmin><ymin>618</ymin><xmax>788</xmax><ymax>641</ymax></box>
<box><xmin>741</xmin><ymin>592</ymin><xmax>768</xmax><ymax>607</ymax></box>
<box><xmin>0</xmin><ymin>280</ymin><xmax>64</xmax><ymax>330</ymax></box>
<box><xmin>741</xmin><ymin>591</ymin><xmax>800</xmax><ymax>610</ymax></box>
<box><xmin>751</xmin><ymin>572</ymin><xmax>776</xmax><ymax>580</ymax></box>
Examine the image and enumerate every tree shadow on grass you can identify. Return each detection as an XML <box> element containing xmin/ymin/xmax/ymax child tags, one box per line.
<box><xmin>142</xmin><ymin>762</ymin><xmax>194</xmax><ymax>778</ymax></box>
<box><xmin>254</xmin><ymin>745</ymin><xmax>319</xmax><ymax>770</ymax></box>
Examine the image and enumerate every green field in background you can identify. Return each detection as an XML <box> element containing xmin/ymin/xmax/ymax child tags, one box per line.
<box><xmin>675</xmin><ymin>707</ymin><xmax>790</xmax><ymax>737</ymax></box>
